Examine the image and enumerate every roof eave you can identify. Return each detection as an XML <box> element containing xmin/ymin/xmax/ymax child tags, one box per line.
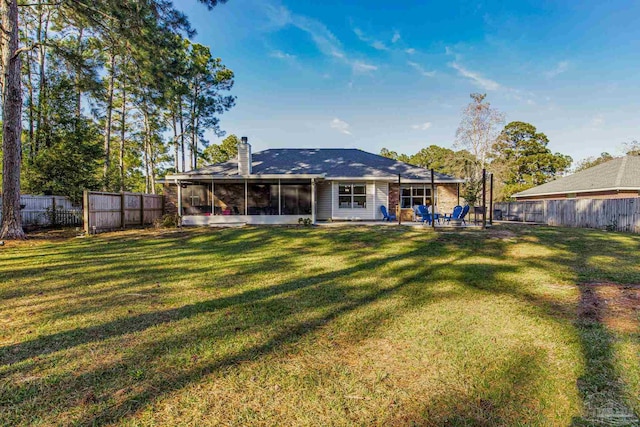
<box><xmin>513</xmin><ymin>186</ymin><xmax>640</xmax><ymax>198</ymax></box>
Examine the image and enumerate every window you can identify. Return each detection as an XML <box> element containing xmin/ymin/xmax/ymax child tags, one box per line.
<box><xmin>339</xmin><ymin>183</ymin><xmax>367</xmax><ymax>209</ymax></box>
<box><xmin>400</xmin><ymin>185</ymin><xmax>432</xmax><ymax>209</ymax></box>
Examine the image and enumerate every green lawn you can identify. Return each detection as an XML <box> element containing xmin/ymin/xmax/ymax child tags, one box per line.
<box><xmin>1</xmin><ymin>225</ymin><xmax>639</xmax><ymax>426</ymax></box>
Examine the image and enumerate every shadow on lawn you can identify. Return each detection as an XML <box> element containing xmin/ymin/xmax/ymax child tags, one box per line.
<box><xmin>1</xmin><ymin>225</ymin><xmax>639</xmax><ymax>425</ymax></box>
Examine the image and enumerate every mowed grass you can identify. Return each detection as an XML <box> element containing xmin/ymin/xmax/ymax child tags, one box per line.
<box><xmin>0</xmin><ymin>224</ymin><xmax>639</xmax><ymax>426</ymax></box>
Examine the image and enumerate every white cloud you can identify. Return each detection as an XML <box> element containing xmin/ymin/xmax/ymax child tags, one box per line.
<box><xmin>265</xmin><ymin>6</ymin><xmax>378</xmax><ymax>74</ymax></box>
<box><xmin>371</xmin><ymin>40</ymin><xmax>388</xmax><ymax>51</ymax></box>
<box><xmin>449</xmin><ymin>62</ymin><xmax>500</xmax><ymax>91</ymax></box>
<box><xmin>405</xmin><ymin>48</ymin><xmax>416</xmax><ymax>55</ymax></box>
<box><xmin>330</xmin><ymin>118</ymin><xmax>352</xmax><ymax>135</ymax></box>
<box><xmin>407</xmin><ymin>61</ymin><xmax>436</xmax><ymax>77</ymax></box>
<box><xmin>411</xmin><ymin>122</ymin><xmax>432</xmax><ymax>131</ymax></box>
<box><xmin>353</xmin><ymin>27</ymin><xmax>388</xmax><ymax>51</ymax></box>
<box><xmin>352</xmin><ymin>61</ymin><xmax>378</xmax><ymax>74</ymax></box>
<box><xmin>545</xmin><ymin>60</ymin><xmax>569</xmax><ymax>78</ymax></box>
<box><xmin>269</xmin><ymin>50</ymin><xmax>296</xmax><ymax>60</ymax></box>
<box><xmin>391</xmin><ymin>30</ymin><xmax>401</xmax><ymax>43</ymax></box>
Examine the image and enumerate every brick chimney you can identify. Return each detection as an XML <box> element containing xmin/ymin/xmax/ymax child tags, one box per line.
<box><xmin>237</xmin><ymin>136</ymin><xmax>252</xmax><ymax>176</ymax></box>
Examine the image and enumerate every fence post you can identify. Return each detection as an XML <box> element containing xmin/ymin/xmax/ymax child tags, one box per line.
<box><xmin>121</xmin><ymin>192</ymin><xmax>126</xmax><ymax>229</ymax></box>
<box><xmin>51</xmin><ymin>196</ymin><xmax>57</xmax><ymax>227</ymax></box>
<box><xmin>140</xmin><ymin>194</ymin><xmax>145</xmax><ymax>226</ymax></box>
<box><xmin>83</xmin><ymin>190</ymin><xmax>90</xmax><ymax>234</ymax></box>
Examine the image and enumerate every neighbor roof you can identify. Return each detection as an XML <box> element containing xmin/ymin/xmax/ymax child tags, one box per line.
<box><xmin>513</xmin><ymin>156</ymin><xmax>640</xmax><ymax>198</ymax></box>
<box><xmin>168</xmin><ymin>148</ymin><xmax>463</xmax><ymax>182</ymax></box>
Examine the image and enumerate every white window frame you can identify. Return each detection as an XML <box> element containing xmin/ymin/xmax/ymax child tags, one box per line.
<box><xmin>338</xmin><ymin>183</ymin><xmax>367</xmax><ymax>209</ymax></box>
<box><xmin>400</xmin><ymin>185</ymin><xmax>433</xmax><ymax>209</ymax></box>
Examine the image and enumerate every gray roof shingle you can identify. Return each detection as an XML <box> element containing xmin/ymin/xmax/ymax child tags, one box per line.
<box><xmin>513</xmin><ymin>156</ymin><xmax>640</xmax><ymax>197</ymax></box>
<box><xmin>176</xmin><ymin>148</ymin><xmax>463</xmax><ymax>182</ymax></box>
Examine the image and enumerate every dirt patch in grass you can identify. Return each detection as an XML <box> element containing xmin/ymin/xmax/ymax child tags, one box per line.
<box><xmin>576</xmin><ymin>282</ymin><xmax>640</xmax><ymax>425</ymax></box>
<box><xmin>579</xmin><ymin>282</ymin><xmax>640</xmax><ymax>334</ymax></box>
<box><xmin>486</xmin><ymin>229</ymin><xmax>517</xmax><ymax>240</ymax></box>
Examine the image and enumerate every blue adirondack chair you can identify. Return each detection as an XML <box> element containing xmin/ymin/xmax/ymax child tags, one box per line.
<box><xmin>417</xmin><ymin>205</ymin><xmax>438</xmax><ymax>225</ymax></box>
<box><xmin>458</xmin><ymin>205</ymin><xmax>470</xmax><ymax>225</ymax></box>
<box><xmin>444</xmin><ymin>205</ymin><xmax>463</xmax><ymax>223</ymax></box>
<box><xmin>380</xmin><ymin>205</ymin><xmax>396</xmax><ymax>222</ymax></box>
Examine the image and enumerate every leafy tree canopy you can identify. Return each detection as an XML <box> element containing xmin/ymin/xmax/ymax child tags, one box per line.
<box><xmin>492</xmin><ymin>121</ymin><xmax>572</xmax><ymax>199</ymax></box>
<box><xmin>202</xmin><ymin>134</ymin><xmax>239</xmax><ymax>164</ymax></box>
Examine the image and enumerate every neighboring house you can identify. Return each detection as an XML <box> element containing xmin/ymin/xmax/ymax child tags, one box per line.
<box><xmin>513</xmin><ymin>155</ymin><xmax>640</xmax><ymax>201</ymax></box>
<box><xmin>161</xmin><ymin>138</ymin><xmax>464</xmax><ymax>225</ymax></box>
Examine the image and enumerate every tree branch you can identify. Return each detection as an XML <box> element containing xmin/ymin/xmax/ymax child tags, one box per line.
<box><xmin>12</xmin><ymin>42</ymin><xmax>40</xmax><ymax>59</ymax></box>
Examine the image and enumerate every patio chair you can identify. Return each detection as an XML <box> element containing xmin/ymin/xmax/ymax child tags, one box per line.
<box><xmin>380</xmin><ymin>205</ymin><xmax>396</xmax><ymax>222</ymax></box>
<box><xmin>444</xmin><ymin>205</ymin><xmax>463</xmax><ymax>223</ymax></box>
<box><xmin>458</xmin><ymin>205</ymin><xmax>470</xmax><ymax>225</ymax></box>
<box><xmin>417</xmin><ymin>205</ymin><xmax>439</xmax><ymax>225</ymax></box>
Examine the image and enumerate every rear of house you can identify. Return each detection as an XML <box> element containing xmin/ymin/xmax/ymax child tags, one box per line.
<box><xmin>161</xmin><ymin>138</ymin><xmax>464</xmax><ymax>225</ymax></box>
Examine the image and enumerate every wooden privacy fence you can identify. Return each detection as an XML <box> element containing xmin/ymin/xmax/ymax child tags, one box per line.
<box><xmin>494</xmin><ymin>198</ymin><xmax>640</xmax><ymax>233</ymax></box>
<box><xmin>0</xmin><ymin>195</ymin><xmax>82</xmax><ymax>227</ymax></box>
<box><xmin>83</xmin><ymin>190</ymin><xmax>164</xmax><ymax>233</ymax></box>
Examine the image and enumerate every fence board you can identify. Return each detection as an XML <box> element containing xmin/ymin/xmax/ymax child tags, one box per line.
<box><xmin>494</xmin><ymin>198</ymin><xmax>640</xmax><ymax>234</ymax></box>
<box><xmin>84</xmin><ymin>191</ymin><xmax>163</xmax><ymax>233</ymax></box>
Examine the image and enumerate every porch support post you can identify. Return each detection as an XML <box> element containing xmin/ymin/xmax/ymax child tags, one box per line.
<box><xmin>457</xmin><ymin>182</ymin><xmax>460</xmax><ymax>205</ymax></box>
<box><xmin>489</xmin><ymin>173</ymin><xmax>494</xmax><ymax>226</ymax></box>
<box><xmin>311</xmin><ymin>178</ymin><xmax>316</xmax><ymax>224</ymax></box>
<box><xmin>212</xmin><ymin>181</ymin><xmax>215</xmax><ymax>216</ymax></box>
<box><xmin>177</xmin><ymin>180</ymin><xmax>183</xmax><ymax>225</ymax></box>
<box><xmin>431</xmin><ymin>169</ymin><xmax>436</xmax><ymax>230</ymax></box>
<box><xmin>244</xmin><ymin>180</ymin><xmax>248</xmax><ymax>215</ymax></box>
<box><xmin>397</xmin><ymin>174</ymin><xmax>401</xmax><ymax>225</ymax></box>
<box><xmin>482</xmin><ymin>168</ymin><xmax>487</xmax><ymax>229</ymax></box>
<box><xmin>278</xmin><ymin>179</ymin><xmax>281</xmax><ymax>215</ymax></box>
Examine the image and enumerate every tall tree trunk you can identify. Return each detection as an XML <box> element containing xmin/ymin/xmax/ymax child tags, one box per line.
<box><xmin>75</xmin><ymin>26</ymin><xmax>83</xmax><ymax>123</ymax></box>
<box><xmin>119</xmin><ymin>80</ymin><xmax>126</xmax><ymax>192</ymax></box>
<box><xmin>178</xmin><ymin>97</ymin><xmax>185</xmax><ymax>172</ymax></box>
<box><xmin>25</xmin><ymin>48</ymin><xmax>35</xmax><ymax>160</ymax></box>
<box><xmin>35</xmin><ymin>4</ymin><xmax>49</xmax><ymax>150</ymax></box>
<box><xmin>1</xmin><ymin>0</ymin><xmax>26</xmax><ymax>239</ymax></box>
<box><xmin>142</xmin><ymin>108</ymin><xmax>150</xmax><ymax>193</ymax></box>
<box><xmin>172</xmin><ymin>111</ymin><xmax>179</xmax><ymax>172</ymax></box>
<box><xmin>103</xmin><ymin>50</ymin><xmax>115</xmax><ymax>190</ymax></box>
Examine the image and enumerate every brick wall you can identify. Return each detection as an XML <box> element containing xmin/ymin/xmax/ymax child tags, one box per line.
<box><xmin>437</xmin><ymin>183</ymin><xmax>460</xmax><ymax>214</ymax></box>
<box><xmin>163</xmin><ymin>183</ymin><xmax>178</xmax><ymax>215</ymax></box>
<box><xmin>388</xmin><ymin>183</ymin><xmax>399</xmax><ymax>215</ymax></box>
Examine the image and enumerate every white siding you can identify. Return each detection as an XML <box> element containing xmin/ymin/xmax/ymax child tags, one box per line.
<box><xmin>317</xmin><ymin>181</ymin><xmax>332</xmax><ymax>220</ymax></box>
<box><xmin>374</xmin><ymin>182</ymin><xmax>389</xmax><ymax>220</ymax></box>
<box><xmin>330</xmin><ymin>181</ymin><xmax>376</xmax><ymax>220</ymax></box>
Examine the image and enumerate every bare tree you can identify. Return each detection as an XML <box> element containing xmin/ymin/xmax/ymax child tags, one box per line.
<box><xmin>454</xmin><ymin>93</ymin><xmax>505</xmax><ymax>178</ymax></box>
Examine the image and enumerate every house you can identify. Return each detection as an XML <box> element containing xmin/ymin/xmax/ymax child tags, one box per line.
<box><xmin>161</xmin><ymin>138</ymin><xmax>464</xmax><ymax>225</ymax></box>
<box><xmin>512</xmin><ymin>155</ymin><xmax>640</xmax><ymax>201</ymax></box>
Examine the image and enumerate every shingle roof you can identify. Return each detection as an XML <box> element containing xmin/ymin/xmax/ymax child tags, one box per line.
<box><xmin>175</xmin><ymin>148</ymin><xmax>463</xmax><ymax>182</ymax></box>
<box><xmin>513</xmin><ymin>156</ymin><xmax>640</xmax><ymax>198</ymax></box>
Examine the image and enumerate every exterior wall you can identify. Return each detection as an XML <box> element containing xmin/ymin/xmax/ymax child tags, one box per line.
<box><xmin>316</xmin><ymin>181</ymin><xmax>332</xmax><ymax>220</ymax></box>
<box><xmin>516</xmin><ymin>190</ymin><xmax>640</xmax><ymax>201</ymax></box>
<box><xmin>374</xmin><ymin>182</ymin><xmax>389</xmax><ymax>220</ymax></box>
<box><xmin>330</xmin><ymin>181</ymin><xmax>376</xmax><ymax>220</ymax></box>
<box><xmin>437</xmin><ymin>183</ymin><xmax>459</xmax><ymax>214</ymax></box>
<box><xmin>163</xmin><ymin>183</ymin><xmax>178</xmax><ymax>215</ymax></box>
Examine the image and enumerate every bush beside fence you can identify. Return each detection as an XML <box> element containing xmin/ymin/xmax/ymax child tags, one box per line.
<box><xmin>495</xmin><ymin>198</ymin><xmax>640</xmax><ymax>233</ymax></box>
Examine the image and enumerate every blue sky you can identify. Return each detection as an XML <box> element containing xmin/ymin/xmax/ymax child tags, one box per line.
<box><xmin>180</xmin><ymin>0</ymin><xmax>640</xmax><ymax>165</ymax></box>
